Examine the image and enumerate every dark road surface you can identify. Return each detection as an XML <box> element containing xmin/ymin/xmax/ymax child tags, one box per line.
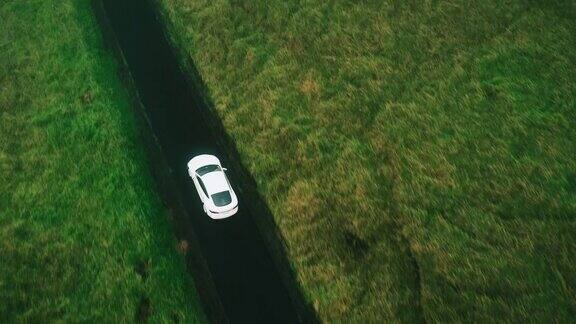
<box><xmin>99</xmin><ymin>0</ymin><xmax>299</xmax><ymax>322</ymax></box>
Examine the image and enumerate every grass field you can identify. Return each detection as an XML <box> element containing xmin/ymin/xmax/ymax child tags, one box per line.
<box><xmin>158</xmin><ymin>0</ymin><xmax>576</xmax><ymax>321</ymax></box>
<box><xmin>0</xmin><ymin>1</ymin><xmax>206</xmax><ymax>322</ymax></box>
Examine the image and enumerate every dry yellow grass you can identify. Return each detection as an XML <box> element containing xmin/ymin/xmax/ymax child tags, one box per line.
<box><xmin>158</xmin><ymin>0</ymin><xmax>576</xmax><ymax>321</ymax></box>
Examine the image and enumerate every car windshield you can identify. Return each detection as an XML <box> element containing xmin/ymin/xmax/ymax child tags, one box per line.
<box><xmin>196</xmin><ymin>164</ymin><xmax>220</xmax><ymax>176</ymax></box>
<box><xmin>211</xmin><ymin>191</ymin><xmax>232</xmax><ymax>207</ymax></box>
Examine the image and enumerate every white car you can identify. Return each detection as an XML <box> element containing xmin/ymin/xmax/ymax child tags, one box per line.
<box><xmin>187</xmin><ymin>154</ymin><xmax>238</xmax><ymax>219</ymax></box>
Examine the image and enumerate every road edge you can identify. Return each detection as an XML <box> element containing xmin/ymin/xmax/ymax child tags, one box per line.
<box><xmin>148</xmin><ymin>0</ymin><xmax>320</xmax><ymax>322</ymax></box>
<box><xmin>90</xmin><ymin>1</ymin><xmax>228</xmax><ymax>322</ymax></box>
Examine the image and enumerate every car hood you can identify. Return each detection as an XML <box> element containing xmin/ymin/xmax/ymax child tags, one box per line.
<box><xmin>187</xmin><ymin>154</ymin><xmax>220</xmax><ymax>171</ymax></box>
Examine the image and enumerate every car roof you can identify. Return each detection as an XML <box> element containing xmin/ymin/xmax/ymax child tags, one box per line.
<box><xmin>201</xmin><ymin>171</ymin><xmax>230</xmax><ymax>195</ymax></box>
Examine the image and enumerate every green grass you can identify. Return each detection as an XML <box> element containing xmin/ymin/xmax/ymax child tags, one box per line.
<box><xmin>0</xmin><ymin>1</ymin><xmax>206</xmax><ymax>322</ymax></box>
<box><xmin>157</xmin><ymin>0</ymin><xmax>576</xmax><ymax>321</ymax></box>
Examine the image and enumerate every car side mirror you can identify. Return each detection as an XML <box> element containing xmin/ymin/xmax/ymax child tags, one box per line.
<box><xmin>223</xmin><ymin>168</ymin><xmax>228</xmax><ymax>171</ymax></box>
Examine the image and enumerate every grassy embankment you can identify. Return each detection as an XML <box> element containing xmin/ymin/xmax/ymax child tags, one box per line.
<box><xmin>0</xmin><ymin>1</ymin><xmax>206</xmax><ymax>322</ymax></box>
<box><xmin>159</xmin><ymin>0</ymin><xmax>576</xmax><ymax>322</ymax></box>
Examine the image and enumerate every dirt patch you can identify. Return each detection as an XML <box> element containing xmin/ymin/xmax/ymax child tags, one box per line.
<box><xmin>136</xmin><ymin>296</ymin><xmax>151</xmax><ymax>323</ymax></box>
<box><xmin>80</xmin><ymin>90</ymin><xmax>93</xmax><ymax>104</ymax></box>
<box><xmin>343</xmin><ymin>230</ymin><xmax>369</xmax><ymax>259</ymax></box>
<box><xmin>177</xmin><ymin>240</ymin><xmax>189</xmax><ymax>255</ymax></box>
<box><xmin>135</xmin><ymin>260</ymin><xmax>150</xmax><ymax>281</ymax></box>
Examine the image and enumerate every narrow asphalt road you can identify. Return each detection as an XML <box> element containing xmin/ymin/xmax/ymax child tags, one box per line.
<box><xmin>100</xmin><ymin>0</ymin><xmax>300</xmax><ymax>322</ymax></box>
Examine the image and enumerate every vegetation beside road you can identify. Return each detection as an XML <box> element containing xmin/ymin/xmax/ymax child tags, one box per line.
<box><xmin>158</xmin><ymin>0</ymin><xmax>576</xmax><ymax>321</ymax></box>
<box><xmin>0</xmin><ymin>1</ymin><xmax>205</xmax><ymax>322</ymax></box>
